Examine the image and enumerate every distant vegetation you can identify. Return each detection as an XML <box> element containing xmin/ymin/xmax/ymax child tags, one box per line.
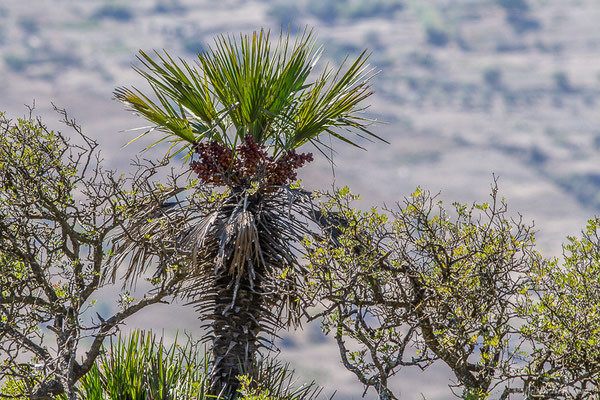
<box><xmin>495</xmin><ymin>0</ymin><xmax>529</xmax><ymax>12</ymax></box>
<box><xmin>269</xmin><ymin>0</ymin><xmax>404</xmax><ymax>24</ymax></box>
<box><xmin>494</xmin><ymin>0</ymin><xmax>541</xmax><ymax>33</ymax></box>
<box><xmin>90</xmin><ymin>4</ymin><xmax>134</xmax><ymax>22</ymax></box>
<box><xmin>553</xmin><ymin>71</ymin><xmax>575</xmax><ymax>93</ymax></box>
<box><xmin>483</xmin><ymin>66</ymin><xmax>503</xmax><ymax>89</ymax></box>
<box><xmin>415</xmin><ymin>4</ymin><xmax>451</xmax><ymax>47</ymax></box>
<box><xmin>152</xmin><ymin>0</ymin><xmax>186</xmax><ymax>14</ymax></box>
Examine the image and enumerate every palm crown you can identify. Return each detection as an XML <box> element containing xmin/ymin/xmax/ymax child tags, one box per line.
<box><xmin>114</xmin><ymin>29</ymin><xmax>382</xmax><ymax>166</ymax></box>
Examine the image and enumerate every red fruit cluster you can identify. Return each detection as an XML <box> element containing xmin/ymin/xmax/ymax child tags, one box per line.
<box><xmin>237</xmin><ymin>135</ymin><xmax>268</xmax><ymax>178</ymax></box>
<box><xmin>190</xmin><ymin>135</ymin><xmax>313</xmax><ymax>191</ymax></box>
<box><xmin>265</xmin><ymin>149</ymin><xmax>313</xmax><ymax>187</ymax></box>
<box><xmin>190</xmin><ymin>141</ymin><xmax>233</xmax><ymax>185</ymax></box>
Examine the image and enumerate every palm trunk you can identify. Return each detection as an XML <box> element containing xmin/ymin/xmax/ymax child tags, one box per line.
<box><xmin>180</xmin><ymin>190</ymin><xmax>307</xmax><ymax>397</ymax></box>
<box><xmin>211</xmin><ymin>270</ymin><xmax>262</xmax><ymax>396</ymax></box>
<box><xmin>207</xmin><ymin>195</ymin><xmax>266</xmax><ymax>397</ymax></box>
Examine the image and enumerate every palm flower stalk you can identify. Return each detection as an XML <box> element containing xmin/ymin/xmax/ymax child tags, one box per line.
<box><xmin>113</xmin><ymin>28</ymin><xmax>382</xmax><ymax>396</ymax></box>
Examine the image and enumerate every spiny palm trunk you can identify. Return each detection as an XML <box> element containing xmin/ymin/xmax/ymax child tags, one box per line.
<box><xmin>208</xmin><ymin>196</ymin><xmax>267</xmax><ymax>397</ymax></box>
<box><xmin>211</xmin><ymin>270</ymin><xmax>262</xmax><ymax>396</ymax></box>
<box><xmin>179</xmin><ymin>189</ymin><xmax>307</xmax><ymax>397</ymax></box>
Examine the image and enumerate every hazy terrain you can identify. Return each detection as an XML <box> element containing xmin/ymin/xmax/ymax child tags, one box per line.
<box><xmin>1</xmin><ymin>0</ymin><xmax>600</xmax><ymax>398</ymax></box>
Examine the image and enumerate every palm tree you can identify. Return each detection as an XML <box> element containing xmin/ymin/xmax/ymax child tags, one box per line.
<box><xmin>113</xmin><ymin>28</ymin><xmax>382</xmax><ymax>397</ymax></box>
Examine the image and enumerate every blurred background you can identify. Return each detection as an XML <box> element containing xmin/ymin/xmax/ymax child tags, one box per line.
<box><xmin>1</xmin><ymin>0</ymin><xmax>600</xmax><ymax>398</ymax></box>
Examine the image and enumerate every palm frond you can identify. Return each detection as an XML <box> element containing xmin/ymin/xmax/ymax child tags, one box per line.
<box><xmin>114</xmin><ymin>28</ymin><xmax>382</xmax><ymax>160</ymax></box>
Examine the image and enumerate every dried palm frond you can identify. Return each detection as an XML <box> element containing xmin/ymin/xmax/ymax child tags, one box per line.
<box><xmin>109</xmin><ymin>182</ymin><xmax>318</xmax><ymax>395</ymax></box>
<box><xmin>107</xmin><ymin>185</ymin><xmax>190</xmax><ymax>287</ymax></box>
<box><xmin>178</xmin><ymin>186</ymin><xmax>315</xmax><ymax>331</ymax></box>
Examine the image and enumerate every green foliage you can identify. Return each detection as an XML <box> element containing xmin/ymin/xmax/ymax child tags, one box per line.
<box><xmin>111</xmin><ymin>28</ymin><xmax>380</xmax><ymax>397</ymax></box>
<box><xmin>304</xmin><ymin>182</ymin><xmax>539</xmax><ymax>398</ymax></box>
<box><xmin>0</xmin><ymin>109</ymin><xmax>189</xmax><ymax>399</ymax></box>
<box><xmin>0</xmin><ymin>115</ymin><xmax>77</xmax><ymax>206</ymax></box>
<box><xmin>237</xmin><ymin>360</ymin><xmax>326</xmax><ymax>400</ymax></box>
<box><xmin>304</xmin><ymin>178</ymin><xmax>600</xmax><ymax>398</ymax></box>
<box><xmin>462</xmin><ymin>388</ymin><xmax>489</xmax><ymax>400</ymax></box>
<box><xmin>114</xmin><ymin>29</ymin><xmax>381</xmax><ymax>161</ymax></box>
<box><xmin>77</xmin><ymin>330</ymin><xmax>211</xmax><ymax>400</ymax></box>
<box><xmin>0</xmin><ymin>330</ymin><xmax>326</xmax><ymax>400</ymax></box>
<box><xmin>522</xmin><ymin>217</ymin><xmax>600</xmax><ymax>396</ymax></box>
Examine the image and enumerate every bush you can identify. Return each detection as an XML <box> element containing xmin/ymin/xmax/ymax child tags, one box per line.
<box><xmin>1</xmin><ymin>330</ymin><xmax>325</xmax><ymax>400</ymax></box>
<box><xmin>77</xmin><ymin>331</ymin><xmax>210</xmax><ymax>400</ymax></box>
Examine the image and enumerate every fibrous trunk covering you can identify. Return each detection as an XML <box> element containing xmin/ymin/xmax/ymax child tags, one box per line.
<box><xmin>180</xmin><ymin>190</ymin><xmax>309</xmax><ymax>396</ymax></box>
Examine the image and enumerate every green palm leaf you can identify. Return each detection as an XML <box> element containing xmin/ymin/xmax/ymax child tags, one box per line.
<box><xmin>114</xmin><ymin>28</ymin><xmax>384</xmax><ymax>160</ymax></box>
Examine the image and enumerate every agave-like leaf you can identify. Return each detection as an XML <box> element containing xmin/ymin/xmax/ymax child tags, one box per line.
<box><xmin>114</xmin><ymin>28</ymin><xmax>383</xmax><ymax>160</ymax></box>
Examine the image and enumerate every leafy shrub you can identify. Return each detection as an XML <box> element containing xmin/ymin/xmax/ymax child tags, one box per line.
<box><xmin>77</xmin><ymin>330</ymin><xmax>210</xmax><ymax>400</ymax></box>
<box><xmin>0</xmin><ymin>330</ymin><xmax>327</xmax><ymax>400</ymax></box>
